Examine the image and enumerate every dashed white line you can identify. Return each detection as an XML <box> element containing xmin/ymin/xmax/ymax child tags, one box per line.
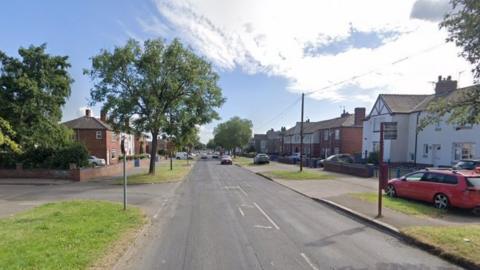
<box><xmin>238</xmin><ymin>207</ymin><xmax>245</xmax><ymax>217</ymax></box>
<box><xmin>254</xmin><ymin>225</ymin><xmax>272</xmax><ymax>229</ymax></box>
<box><xmin>253</xmin><ymin>202</ymin><xmax>280</xmax><ymax>230</ymax></box>
<box><xmin>300</xmin><ymin>253</ymin><xmax>319</xmax><ymax>270</ymax></box>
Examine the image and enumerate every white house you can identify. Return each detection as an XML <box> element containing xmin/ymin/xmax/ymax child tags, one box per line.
<box><xmin>363</xmin><ymin>76</ymin><xmax>479</xmax><ymax>166</ymax></box>
<box><xmin>120</xmin><ymin>132</ymin><xmax>135</xmax><ymax>156</ymax></box>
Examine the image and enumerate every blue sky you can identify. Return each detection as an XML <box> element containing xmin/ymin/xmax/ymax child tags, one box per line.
<box><xmin>0</xmin><ymin>0</ymin><xmax>473</xmax><ymax>142</ymax></box>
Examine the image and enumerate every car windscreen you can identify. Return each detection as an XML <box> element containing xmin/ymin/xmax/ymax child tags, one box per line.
<box><xmin>467</xmin><ymin>177</ymin><xmax>480</xmax><ymax>187</ymax></box>
<box><xmin>457</xmin><ymin>161</ymin><xmax>476</xmax><ymax>169</ymax></box>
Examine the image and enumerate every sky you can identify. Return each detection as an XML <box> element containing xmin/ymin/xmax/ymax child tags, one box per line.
<box><xmin>0</xmin><ymin>0</ymin><xmax>474</xmax><ymax>143</ymax></box>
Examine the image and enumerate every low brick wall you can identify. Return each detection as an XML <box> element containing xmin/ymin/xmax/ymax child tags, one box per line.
<box><xmin>0</xmin><ymin>159</ymin><xmax>151</xmax><ymax>181</ymax></box>
<box><xmin>323</xmin><ymin>161</ymin><xmax>374</xmax><ymax>178</ymax></box>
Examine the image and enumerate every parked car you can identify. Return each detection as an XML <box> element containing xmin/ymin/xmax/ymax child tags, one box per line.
<box><xmin>319</xmin><ymin>154</ymin><xmax>354</xmax><ymax>167</ymax></box>
<box><xmin>452</xmin><ymin>159</ymin><xmax>480</xmax><ymax>170</ymax></box>
<box><xmin>385</xmin><ymin>169</ymin><xmax>480</xmax><ymax>214</ymax></box>
<box><xmin>212</xmin><ymin>152</ymin><xmax>220</xmax><ymax>159</ymax></box>
<box><xmin>201</xmin><ymin>154</ymin><xmax>208</xmax><ymax>159</ymax></box>
<box><xmin>254</xmin><ymin>153</ymin><xmax>270</xmax><ymax>164</ymax></box>
<box><xmin>88</xmin><ymin>156</ymin><xmax>106</xmax><ymax>166</ymax></box>
<box><xmin>175</xmin><ymin>152</ymin><xmax>189</xmax><ymax>160</ymax></box>
<box><xmin>221</xmin><ymin>155</ymin><xmax>232</xmax><ymax>165</ymax></box>
<box><xmin>289</xmin><ymin>153</ymin><xmax>301</xmax><ymax>162</ymax></box>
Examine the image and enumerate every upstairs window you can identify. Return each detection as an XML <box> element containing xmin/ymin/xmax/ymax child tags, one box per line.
<box><xmin>96</xmin><ymin>131</ymin><xmax>102</xmax><ymax>140</ymax></box>
<box><xmin>324</xmin><ymin>130</ymin><xmax>329</xmax><ymax>141</ymax></box>
<box><xmin>335</xmin><ymin>129</ymin><xmax>340</xmax><ymax>140</ymax></box>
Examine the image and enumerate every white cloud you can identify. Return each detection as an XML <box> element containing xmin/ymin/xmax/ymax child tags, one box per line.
<box><xmin>138</xmin><ymin>0</ymin><xmax>473</xmax><ymax>102</ymax></box>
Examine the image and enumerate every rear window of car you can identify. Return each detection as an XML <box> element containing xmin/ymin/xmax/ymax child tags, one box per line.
<box><xmin>467</xmin><ymin>177</ymin><xmax>480</xmax><ymax>187</ymax></box>
<box><xmin>421</xmin><ymin>173</ymin><xmax>458</xmax><ymax>184</ymax></box>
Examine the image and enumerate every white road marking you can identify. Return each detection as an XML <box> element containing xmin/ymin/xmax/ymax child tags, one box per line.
<box><xmin>153</xmin><ymin>199</ymin><xmax>168</xmax><ymax>219</ymax></box>
<box><xmin>253</xmin><ymin>202</ymin><xmax>280</xmax><ymax>230</ymax></box>
<box><xmin>254</xmin><ymin>225</ymin><xmax>272</xmax><ymax>229</ymax></box>
<box><xmin>238</xmin><ymin>186</ymin><xmax>248</xmax><ymax>197</ymax></box>
<box><xmin>238</xmin><ymin>207</ymin><xmax>245</xmax><ymax>217</ymax></box>
<box><xmin>241</xmin><ymin>204</ymin><xmax>254</xmax><ymax>208</ymax></box>
<box><xmin>300</xmin><ymin>253</ymin><xmax>319</xmax><ymax>270</ymax></box>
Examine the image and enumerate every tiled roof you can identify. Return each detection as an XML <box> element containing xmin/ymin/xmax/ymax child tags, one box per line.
<box><xmin>62</xmin><ymin>116</ymin><xmax>112</xmax><ymax>130</ymax></box>
<box><xmin>380</xmin><ymin>94</ymin><xmax>430</xmax><ymax>113</ymax></box>
<box><xmin>284</xmin><ymin>114</ymin><xmax>357</xmax><ymax>135</ymax></box>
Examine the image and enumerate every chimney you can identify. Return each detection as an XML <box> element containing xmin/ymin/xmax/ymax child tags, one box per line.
<box><xmin>354</xmin><ymin>107</ymin><xmax>366</xmax><ymax>126</ymax></box>
<box><xmin>341</xmin><ymin>108</ymin><xmax>349</xmax><ymax>118</ymax></box>
<box><xmin>100</xmin><ymin>110</ymin><xmax>107</xmax><ymax>122</ymax></box>
<box><xmin>85</xmin><ymin>109</ymin><xmax>91</xmax><ymax>117</ymax></box>
<box><xmin>435</xmin><ymin>75</ymin><xmax>457</xmax><ymax>96</ymax></box>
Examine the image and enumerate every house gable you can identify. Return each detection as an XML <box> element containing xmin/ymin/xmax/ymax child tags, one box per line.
<box><xmin>367</xmin><ymin>95</ymin><xmax>391</xmax><ymax>118</ymax></box>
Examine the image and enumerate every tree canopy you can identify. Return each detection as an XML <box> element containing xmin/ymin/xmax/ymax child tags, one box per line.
<box><xmin>421</xmin><ymin>0</ymin><xmax>480</xmax><ymax>127</ymax></box>
<box><xmin>0</xmin><ymin>117</ymin><xmax>21</xmax><ymax>153</ymax></box>
<box><xmin>0</xmin><ymin>44</ymin><xmax>73</xmax><ymax>150</ymax></box>
<box><xmin>85</xmin><ymin>38</ymin><xmax>224</xmax><ymax>174</ymax></box>
<box><xmin>213</xmin><ymin>117</ymin><xmax>252</xmax><ymax>153</ymax></box>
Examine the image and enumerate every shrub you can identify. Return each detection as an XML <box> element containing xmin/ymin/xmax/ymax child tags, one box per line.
<box><xmin>368</xmin><ymin>151</ymin><xmax>379</xmax><ymax>165</ymax></box>
<box><xmin>16</xmin><ymin>142</ymin><xmax>89</xmax><ymax>169</ymax></box>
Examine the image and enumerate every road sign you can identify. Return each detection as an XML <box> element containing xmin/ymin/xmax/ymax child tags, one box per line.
<box><xmin>383</xmin><ymin>122</ymin><xmax>397</xmax><ymax>140</ymax></box>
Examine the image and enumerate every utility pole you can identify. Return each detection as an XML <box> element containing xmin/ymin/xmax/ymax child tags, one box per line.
<box><xmin>121</xmin><ymin>136</ymin><xmax>127</xmax><ymax>210</ymax></box>
<box><xmin>300</xmin><ymin>93</ymin><xmax>304</xmax><ymax>172</ymax></box>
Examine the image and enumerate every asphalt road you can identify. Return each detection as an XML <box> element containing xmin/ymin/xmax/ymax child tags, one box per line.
<box><xmin>121</xmin><ymin>160</ymin><xmax>459</xmax><ymax>270</ymax></box>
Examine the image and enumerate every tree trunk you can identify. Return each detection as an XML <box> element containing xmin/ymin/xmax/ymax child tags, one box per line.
<box><xmin>149</xmin><ymin>131</ymin><xmax>158</xmax><ymax>175</ymax></box>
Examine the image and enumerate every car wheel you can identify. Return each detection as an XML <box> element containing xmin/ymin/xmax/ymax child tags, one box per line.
<box><xmin>385</xmin><ymin>184</ymin><xmax>396</xmax><ymax>198</ymax></box>
<box><xmin>93</xmin><ymin>162</ymin><xmax>97</xmax><ymax>167</ymax></box>
<box><xmin>433</xmin><ymin>193</ymin><xmax>449</xmax><ymax>209</ymax></box>
<box><xmin>472</xmin><ymin>207</ymin><xmax>480</xmax><ymax>217</ymax></box>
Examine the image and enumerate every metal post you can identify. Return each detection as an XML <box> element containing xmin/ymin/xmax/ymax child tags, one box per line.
<box><xmin>123</xmin><ymin>154</ymin><xmax>127</xmax><ymax>210</ymax></box>
<box><xmin>300</xmin><ymin>93</ymin><xmax>304</xmax><ymax>172</ymax></box>
<box><xmin>377</xmin><ymin>123</ymin><xmax>384</xmax><ymax>218</ymax></box>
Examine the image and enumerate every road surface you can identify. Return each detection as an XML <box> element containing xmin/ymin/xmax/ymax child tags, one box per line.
<box><xmin>121</xmin><ymin>160</ymin><xmax>459</xmax><ymax>270</ymax></box>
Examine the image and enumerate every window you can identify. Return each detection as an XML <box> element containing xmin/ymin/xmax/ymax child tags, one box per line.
<box><xmin>96</xmin><ymin>131</ymin><xmax>102</xmax><ymax>140</ymax></box>
<box><xmin>372</xmin><ymin>142</ymin><xmax>379</xmax><ymax>152</ymax></box>
<box><xmin>111</xmin><ymin>149</ymin><xmax>116</xmax><ymax>159</ymax></box>
<box><xmin>335</xmin><ymin>129</ymin><xmax>340</xmax><ymax>140</ymax></box>
<box><xmin>405</xmin><ymin>172</ymin><xmax>424</xmax><ymax>182</ymax></box>
<box><xmin>434</xmin><ymin>122</ymin><xmax>441</xmax><ymax>131</ymax></box>
<box><xmin>455</xmin><ymin>123</ymin><xmax>473</xmax><ymax>130</ymax></box>
<box><xmin>324</xmin><ymin>130</ymin><xmax>329</xmax><ymax>141</ymax></box>
<box><xmin>453</xmin><ymin>143</ymin><xmax>475</xmax><ymax>161</ymax></box>
<box><xmin>423</xmin><ymin>144</ymin><xmax>429</xmax><ymax>157</ymax></box>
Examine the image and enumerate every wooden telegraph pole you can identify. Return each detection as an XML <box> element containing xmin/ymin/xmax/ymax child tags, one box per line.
<box><xmin>300</xmin><ymin>93</ymin><xmax>305</xmax><ymax>172</ymax></box>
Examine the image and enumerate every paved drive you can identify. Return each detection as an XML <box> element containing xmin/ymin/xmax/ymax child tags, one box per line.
<box><xmin>121</xmin><ymin>160</ymin><xmax>458</xmax><ymax>270</ymax></box>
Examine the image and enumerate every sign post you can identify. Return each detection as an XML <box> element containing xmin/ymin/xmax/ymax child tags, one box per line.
<box><xmin>377</xmin><ymin>122</ymin><xmax>397</xmax><ymax>218</ymax></box>
<box><xmin>121</xmin><ymin>136</ymin><xmax>127</xmax><ymax>211</ymax></box>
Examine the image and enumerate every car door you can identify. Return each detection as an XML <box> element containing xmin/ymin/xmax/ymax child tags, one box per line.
<box><xmin>396</xmin><ymin>172</ymin><xmax>425</xmax><ymax>199</ymax></box>
<box><xmin>415</xmin><ymin>172</ymin><xmax>439</xmax><ymax>202</ymax></box>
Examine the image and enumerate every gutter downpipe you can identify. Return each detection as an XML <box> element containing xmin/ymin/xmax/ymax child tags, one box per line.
<box><xmin>414</xmin><ymin>112</ymin><xmax>420</xmax><ymax>165</ymax></box>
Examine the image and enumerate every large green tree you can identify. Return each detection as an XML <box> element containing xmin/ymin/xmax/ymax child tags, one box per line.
<box><xmin>85</xmin><ymin>38</ymin><xmax>224</xmax><ymax>174</ymax></box>
<box><xmin>0</xmin><ymin>44</ymin><xmax>73</xmax><ymax>150</ymax></box>
<box><xmin>0</xmin><ymin>117</ymin><xmax>21</xmax><ymax>153</ymax></box>
<box><xmin>213</xmin><ymin>117</ymin><xmax>252</xmax><ymax>155</ymax></box>
<box><xmin>421</xmin><ymin>0</ymin><xmax>480</xmax><ymax>126</ymax></box>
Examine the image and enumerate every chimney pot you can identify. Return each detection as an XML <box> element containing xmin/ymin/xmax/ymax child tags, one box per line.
<box><xmin>438</xmin><ymin>75</ymin><xmax>442</xmax><ymax>82</ymax></box>
<box><xmin>85</xmin><ymin>109</ymin><xmax>91</xmax><ymax>117</ymax></box>
<box><xmin>435</xmin><ymin>75</ymin><xmax>457</xmax><ymax>95</ymax></box>
<box><xmin>354</xmin><ymin>107</ymin><xmax>366</xmax><ymax>126</ymax></box>
<box><xmin>100</xmin><ymin>110</ymin><xmax>107</xmax><ymax>122</ymax></box>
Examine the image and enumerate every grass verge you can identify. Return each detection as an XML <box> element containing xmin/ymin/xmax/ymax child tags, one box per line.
<box><xmin>118</xmin><ymin>159</ymin><xmax>194</xmax><ymax>184</ymax></box>
<box><xmin>263</xmin><ymin>170</ymin><xmax>333</xmax><ymax>180</ymax></box>
<box><xmin>351</xmin><ymin>192</ymin><xmax>446</xmax><ymax>217</ymax></box>
<box><xmin>233</xmin><ymin>156</ymin><xmax>256</xmax><ymax>166</ymax></box>
<box><xmin>403</xmin><ymin>225</ymin><xmax>480</xmax><ymax>266</ymax></box>
<box><xmin>0</xmin><ymin>200</ymin><xmax>144</xmax><ymax>270</ymax></box>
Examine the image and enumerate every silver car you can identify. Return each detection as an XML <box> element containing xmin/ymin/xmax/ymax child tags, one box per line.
<box><xmin>254</xmin><ymin>154</ymin><xmax>270</xmax><ymax>164</ymax></box>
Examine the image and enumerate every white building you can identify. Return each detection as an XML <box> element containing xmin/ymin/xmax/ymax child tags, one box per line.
<box><xmin>120</xmin><ymin>132</ymin><xmax>135</xmax><ymax>156</ymax></box>
<box><xmin>362</xmin><ymin>76</ymin><xmax>479</xmax><ymax>166</ymax></box>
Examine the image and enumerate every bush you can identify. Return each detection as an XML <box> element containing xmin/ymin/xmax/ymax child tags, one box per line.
<box><xmin>17</xmin><ymin>142</ymin><xmax>89</xmax><ymax>169</ymax></box>
<box><xmin>368</xmin><ymin>151</ymin><xmax>379</xmax><ymax>165</ymax></box>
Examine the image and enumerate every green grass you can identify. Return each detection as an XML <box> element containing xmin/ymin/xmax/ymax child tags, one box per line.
<box><xmin>403</xmin><ymin>226</ymin><xmax>480</xmax><ymax>265</ymax></box>
<box><xmin>264</xmin><ymin>170</ymin><xmax>333</xmax><ymax>180</ymax></box>
<box><xmin>0</xmin><ymin>200</ymin><xmax>144</xmax><ymax>270</ymax></box>
<box><xmin>351</xmin><ymin>192</ymin><xmax>446</xmax><ymax>217</ymax></box>
<box><xmin>233</xmin><ymin>156</ymin><xmax>256</xmax><ymax>166</ymax></box>
<box><xmin>119</xmin><ymin>159</ymin><xmax>194</xmax><ymax>184</ymax></box>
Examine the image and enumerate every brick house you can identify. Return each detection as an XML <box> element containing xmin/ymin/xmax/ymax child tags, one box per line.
<box><xmin>283</xmin><ymin>108</ymin><xmax>365</xmax><ymax>158</ymax></box>
<box><xmin>62</xmin><ymin>109</ymin><xmax>120</xmax><ymax>165</ymax></box>
<box><xmin>134</xmin><ymin>134</ymin><xmax>148</xmax><ymax>155</ymax></box>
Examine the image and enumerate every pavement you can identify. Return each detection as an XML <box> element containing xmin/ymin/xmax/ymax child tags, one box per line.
<box><xmin>118</xmin><ymin>160</ymin><xmax>458</xmax><ymax>270</ymax></box>
<box><xmin>244</xmin><ymin>161</ymin><xmax>480</xmax><ymax>228</ymax></box>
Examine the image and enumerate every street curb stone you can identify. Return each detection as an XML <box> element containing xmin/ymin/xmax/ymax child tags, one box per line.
<box><xmin>248</xmin><ymin>168</ymin><xmax>478</xmax><ymax>270</ymax></box>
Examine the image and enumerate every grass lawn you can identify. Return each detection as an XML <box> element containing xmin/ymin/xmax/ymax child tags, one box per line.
<box><xmin>0</xmin><ymin>200</ymin><xmax>144</xmax><ymax>270</ymax></box>
<box><xmin>403</xmin><ymin>225</ymin><xmax>480</xmax><ymax>265</ymax></box>
<box><xmin>233</xmin><ymin>156</ymin><xmax>255</xmax><ymax>166</ymax></box>
<box><xmin>118</xmin><ymin>159</ymin><xmax>194</xmax><ymax>184</ymax></box>
<box><xmin>351</xmin><ymin>192</ymin><xmax>446</xmax><ymax>217</ymax></box>
<box><xmin>264</xmin><ymin>170</ymin><xmax>333</xmax><ymax>180</ymax></box>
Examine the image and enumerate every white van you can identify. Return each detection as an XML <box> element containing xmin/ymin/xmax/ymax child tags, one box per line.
<box><xmin>175</xmin><ymin>152</ymin><xmax>189</xmax><ymax>160</ymax></box>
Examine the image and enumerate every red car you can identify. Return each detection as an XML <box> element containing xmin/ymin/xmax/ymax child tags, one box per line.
<box><xmin>385</xmin><ymin>168</ymin><xmax>480</xmax><ymax>214</ymax></box>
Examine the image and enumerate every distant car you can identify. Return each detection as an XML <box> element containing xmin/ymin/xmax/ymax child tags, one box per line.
<box><xmin>88</xmin><ymin>156</ymin><xmax>106</xmax><ymax>166</ymax></box>
<box><xmin>289</xmin><ymin>153</ymin><xmax>301</xmax><ymax>162</ymax></box>
<box><xmin>221</xmin><ymin>155</ymin><xmax>233</xmax><ymax>165</ymax></box>
<box><xmin>201</xmin><ymin>154</ymin><xmax>208</xmax><ymax>159</ymax></box>
<box><xmin>385</xmin><ymin>169</ymin><xmax>480</xmax><ymax>214</ymax></box>
<box><xmin>175</xmin><ymin>152</ymin><xmax>188</xmax><ymax>160</ymax></box>
<box><xmin>212</xmin><ymin>152</ymin><xmax>220</xmax><ymax>159</ymax></box>
<box><xmin>453</xmin><ymin>159</ymin><xmax>480</xmax><ymax>170</ymax></box>
<box><xmin>254</xmin><ymin>153</ymin><xmax>270</xmax><ymax>164</ymax></box>
<box><xmin>319</xmin><ymin>154</ymin><xmax>354</xmax><ymax>167</ymax></box>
